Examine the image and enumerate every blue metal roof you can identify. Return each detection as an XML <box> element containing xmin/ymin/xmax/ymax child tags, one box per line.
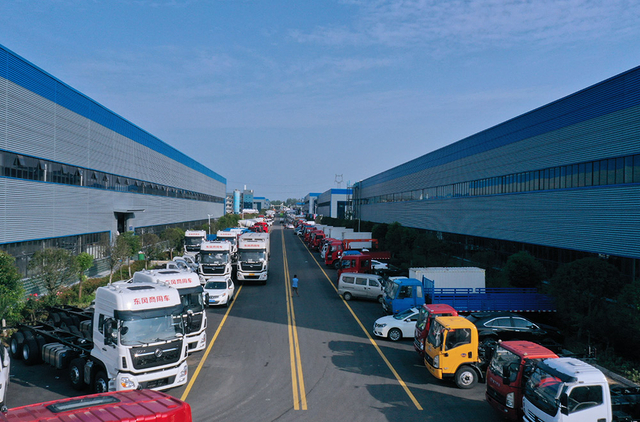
<box><xmin>362</xmin><ymin>64</ymin><xmax>640</xmax><ymax>188</ymax></box>
<box><xmin>0</xmin><ymin>44</ymin><xmax>226</xmax><ymax>184</ymax></box>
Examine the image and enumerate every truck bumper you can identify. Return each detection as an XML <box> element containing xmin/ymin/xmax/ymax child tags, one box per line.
<box><xmin>115</xmin><ymin>360</ymin><xmax>188</xmax><ymax>391</ymax></box>
<box><xmin>237</xmin><ymin>271</ymin><xmax>267</xmax><ymax>281</ymax></box>
<box><xmin>187</xmin><ymin>330</ymin><xmax>207</xmax><ymax>354</ymax></box>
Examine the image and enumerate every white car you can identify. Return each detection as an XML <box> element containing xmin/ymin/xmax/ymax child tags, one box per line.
<box><xmin>203</xmin><ymin>278</ymin><xmax>235</xmax><ymax>307</ymax></box>
<box><xmin>373</xmin><ymin>307</ymin><xmax>419</xmax><ymax>342</ymax></box>
<box><xmin>371</xmin><ymin>260</ymin><xmax>388</xmax><ymax>270</ymax></box>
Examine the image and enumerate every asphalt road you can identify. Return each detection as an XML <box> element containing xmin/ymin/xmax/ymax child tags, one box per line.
<box><xmin>7</xmin><ymin>224</ymin><xmax>499</xmax><ymax>421</ymax></box>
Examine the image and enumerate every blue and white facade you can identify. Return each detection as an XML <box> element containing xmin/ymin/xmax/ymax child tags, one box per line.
<box><xmin>317</xmin><ymin>189</ymin><xmax>352</xmax><ymax>219</ymax></box>
<box><xmin>0</xmin><ymin>45</ymin><xmax>226</xmax><ymax>274</ymax></box>
<box><xmin>353</xmin><ymin>65</ymin><xmax>640</xmax><ymax>277</ymax></box>
<box><xmin>303</xmin><ymin>193</ymin><xmax>320</xmax><ymax>216</ymax></box>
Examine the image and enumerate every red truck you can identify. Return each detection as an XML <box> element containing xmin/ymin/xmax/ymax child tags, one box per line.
<box><xmin>485</xmin><ymin>340</ymin><xmax>557</xmax><ymax>421</ymax></box>
<box><xmin>309</xmin><ymin>230</ymin><xmax>326</xmax><ymax>250</ymax></box>
<box><xmin>413</xmin><ymin>303</ymin><xmax>459</xmax><ymax>357</ymax></box>
<box><xmin>325</xmin><ymin>238</ymin><xmax>381</xmax><ymax>269</ymax></box>
<box><xmin>0</xmin><ymin>389</ymin><xmax>192</xmax><ymax>421</ymax></box>
<box><xmin>336</xmin><ymin>250</ymin><xmax>392</xmax><ymax>278</ymax></box>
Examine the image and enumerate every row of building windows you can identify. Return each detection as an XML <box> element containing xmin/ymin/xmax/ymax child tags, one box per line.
<box><xmin>355</xmin><ymin>154</ymin><xmax>640</xmax><ymax>205</ymax></box>
<box><xmin>0</xmin><ymin>149</ymin><xmax>224</xmax><ymax>203</ymax></box>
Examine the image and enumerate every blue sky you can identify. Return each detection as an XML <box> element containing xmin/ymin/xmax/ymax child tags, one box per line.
<box><xmin>2</xmin><ymin>0</ymin><xmax>640</xmax><ymax>200</ymax></box>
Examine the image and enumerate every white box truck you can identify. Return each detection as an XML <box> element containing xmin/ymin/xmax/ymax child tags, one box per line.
<box><xmin>408</xmin><ymin>267</ymin><xmax>486</xmax><ymax>290</ymax></box>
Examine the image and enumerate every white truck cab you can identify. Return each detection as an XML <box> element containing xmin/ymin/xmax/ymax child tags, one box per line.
<box><xmin>237</xmin><ymin>233</ymin><xmax>269</xmax><ymax>283</ymax></box>
<box><xmin>131</xmin><ymin>269</ymin><xmax>207</xmax><ymax>353</ymax></box>
<box><xmin>92</xmin><ymin>282</ymin><xmax>189</xmax><ymax>391</ymax></box>
<box><xmin>523</xmin><ymin>357</ymin><xmax>618</xmax><ymax>422</ymax></box>
<box><xmin>184</xmin><ymin>230</ymin><xmax>207</xmax><ymax>256</ymax></box>
<box><xmin>199</xmin><ymin>241</ymin><xmax>232</xmax><ymax>280</ymax></box>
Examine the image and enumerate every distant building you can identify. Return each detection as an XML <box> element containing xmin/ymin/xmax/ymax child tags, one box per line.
<box><xmin>0</xmin><ymin>45</ymin><xmax>225</xmax><ymax>277</ymax></box>
<box><xmin>303</xmin><ymin>193</ymin><xmax>321</xmax><ymax>216</ymax></box>
<box><xmin>317</xmin><ymin>189</ymin><xmax>352</xmax><ymax>219</ymax></box>
<box><xmin>353</xmin><ymin>64</ymin><xmax>640</xmax><ymax>279</ymax></box>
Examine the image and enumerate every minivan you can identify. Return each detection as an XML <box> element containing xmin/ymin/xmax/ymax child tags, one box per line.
<box><xmin>337</xmin><ymin>273</ymin><xmax>385</xmax><ymax>303</ymax></box>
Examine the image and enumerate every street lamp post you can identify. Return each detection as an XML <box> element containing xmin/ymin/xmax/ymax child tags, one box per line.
<box><xmin>207</xmin><ymin>214</ymin><xmax>212</xmax><ymax>235</ymax></box>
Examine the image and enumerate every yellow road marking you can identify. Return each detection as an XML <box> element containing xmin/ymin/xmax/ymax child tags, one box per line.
<box><xmin>180</xmin><ymin>285</ymin><xmax>242</xmax><ymax>402</ymax></box>
<box><xmin>300</xmin><ymin>239</ymin><xmax>423</xmax><ymax>410</ymax></box>
<box><xmin>282</xmin><ymin>229</ymin><xmax>307</xmax><ymax>410</ymax></box>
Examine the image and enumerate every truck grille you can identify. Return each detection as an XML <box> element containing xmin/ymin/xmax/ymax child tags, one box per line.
<box><xmin>140</xmin><ymin>375</ymin><xmax>176</xmax><ymax>390</ymax></box>
<box><xmin>241</xmin><ymin>262</ymin><xmax>263</xmax><ymax>271</ymax></box>
<box><xmin>130</xmin><ymin>339</ymin><xmax>182</xmax><ymax>370</ymax></box>
<box><xmin>202</xmin><ymin>265</ymin><xmax>225</xmax><ymax>275</ymax></box>
<box><xmin>424</xmin><ymin>354</ymin><xmax>434</xmax><ymax>367</ymax></box>
<box><xmin>486</xmin><ymin>385</ymin><xmax>506</xmax><ymax>405</ymax></box>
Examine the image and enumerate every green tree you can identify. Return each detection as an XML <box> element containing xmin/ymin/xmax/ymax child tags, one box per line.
<box><xmin>503</xmin><ymin>251</ymin><xmax>546</xmax><ymax>288</ymax></box>
<box><xmin>28</xmin><ymin>248</ymin><xmax>77</xmax><ymax>305</ymax></box>
<box><xmin>161</xmin><ymin>228</ymin><xmax>185</xmax><ymax>259</ymax></box>
<box><xmin>551</xmin><ymin>257</ymin><xmax>624</xmax><ymax>338</ymax></box>
<box><xmin>76</xmin><ymin>252</ymin><xmax>94</xmax><ymax>300</ymax></box>
<box><xmin>120</xmin><ymin>231</ymin><xmax>141</xmax><ymax>277</ymax></box>
<box><xmin>0</xmin><ymin>250</ymin><xmax>25</xmax><ymax>325</ymax></box>
<box><xmin>114</xmin><ymin>234</ymin><xmax>133</xmax><ymax>279</ymax></box>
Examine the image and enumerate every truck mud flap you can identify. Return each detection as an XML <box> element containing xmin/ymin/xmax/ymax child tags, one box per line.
<box><xmin>42</xmin><ymin>343</ymin><xmax>77</xmax><ymax>369</ymax></box>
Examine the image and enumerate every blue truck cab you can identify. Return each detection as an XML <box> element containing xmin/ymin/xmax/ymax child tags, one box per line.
<box><xmin>382</xmin><ymin>277</ymin><xmax>425</xmax><ymax>315</ymax></box>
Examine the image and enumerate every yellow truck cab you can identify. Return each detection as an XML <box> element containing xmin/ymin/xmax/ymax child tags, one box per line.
<box><xmin>424</xmin><ymin>315</ymin><xmax>484</xmax><ymax>389</ymax></box>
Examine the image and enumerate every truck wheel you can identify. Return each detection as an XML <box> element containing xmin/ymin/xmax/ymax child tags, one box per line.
<box><xmin>49</xmin><ymin>312</ymin><xmax>62</xmax><ymax>327</ymax></box>
<box><xmin>388</xmin><ymin>328</ymin><xmax>402</xmax><ymax>342</ymax></box>
<box><xmin>93</xmin><ymin>370</ymin><xmax>109</xmax><ymax>393</ymax></box>
<box><xmin>333</xmin><ymin>261</ymin><xmax>340</xmax><ymax>270</ymax></box>
<box><xmin>9</xmin><ymin>331</ymin><xmax>25</xmax><ymax>359</ymax></box>
<box><xmin>22</xmin><ymin>337</ymin><xmax>41</xmax><ymax>365</ymax></box>
<box><xmin>343</xmin><ymin>292</ymin><xmax>353</xmax><ymax>301</ymax></box>
<box><xmin>377</xmin><ymin>295</ymin><xmax>384</xmax><ymax>304</ymax></box>
<box><xmin>69</xmin><ymin>358</ymin><xmax>86</xmax><ymax>391</ymax></box>
<box><xmin>454</xmin><ymin>366</ymin><xmax>478</xmax><ymax>389</ymax></box>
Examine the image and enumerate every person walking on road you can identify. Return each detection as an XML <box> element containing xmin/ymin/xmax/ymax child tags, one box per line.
<box><xmin>291</xmin><ymin>274</ymin><xmax>299</xmax><ymax>297</ymax></box>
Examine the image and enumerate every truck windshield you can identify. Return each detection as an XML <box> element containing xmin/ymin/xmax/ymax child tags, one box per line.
<box><xmin>416</xmin><ymin>308</ymin><xmax>429</xmax><ymax>331</ymax></box>
<box><xmin>524</xmin><ymin>366</ymin><xmax>564</xmax><ymax>416</ymax></box>
<box><xmin>489</xmin><ymin>346</ymin><xmax>521</xmax><ymax>383</ymax></box>
<box><xmin>427</xmin><ymin>320</ymin><xmax>445</xmax><ymax>349</ymax></box>
<box><xmin>120</xmin><ymin>314</ymin><xmax>183</xmax><ymax>346</ymax></box>
<box><xmin>201</xmin><ymin>251</ymin><xmax>229</xmax><ymax>264</ymax></box>
<box><xmin>181</xmin><ymin>292</ymin><xmax>204</xmax><ymax>313</ymax></box>
<box><xmin>385</xmin><ymin>282</ymin><xmax>398</xmax><ymax>298</ymax></box>
<box><xmin>239</xmin><ymin>250</ymin><xmax>266</xmax><ymax>262</ymax></box>
<box><xmin>184</xmin><ymin>237</ymin><xmax>201</xmax><ymax>246</ymax></box>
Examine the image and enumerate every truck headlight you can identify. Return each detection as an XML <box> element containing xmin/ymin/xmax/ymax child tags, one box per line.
<box><xmin>178</xmin><ymin>364</ymin><xmax>188</xmax><ymax>382</ymax></box>
<box><xmin>433</xmin><ymin>355</ymin><xmax>439</xmax><ymax>369</ymax></box>
<box><xmin>506</xmin><ymin>392</ymin><xmax>515</xmax><ymax>408</ymax></box>
<box><xmin>120</xmin><ymin>377</ymin><xmax>135</xmax><ymax>389</ymax></box>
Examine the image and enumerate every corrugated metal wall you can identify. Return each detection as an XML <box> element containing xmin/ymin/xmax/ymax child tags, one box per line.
<box><xmin>357</xmin><ymin>66</ymin><xmax>640</xmax><ymax>260</ymax></box>
<box><xmin>0</xmin><ymin>46</ymin><xmax>225</xmax><ymax>244</ymax></box>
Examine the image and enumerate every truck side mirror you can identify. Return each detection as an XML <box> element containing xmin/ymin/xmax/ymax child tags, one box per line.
<box><xmin>559</xmin><ymin>392</ymin><xmax>568</xmax><ymax>415</ymax></box>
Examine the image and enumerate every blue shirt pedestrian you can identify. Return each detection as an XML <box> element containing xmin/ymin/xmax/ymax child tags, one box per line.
<box><xmin>292</xmin><ymin>275</ymin><xmax>299</xmax><ymax>296</ymax></box>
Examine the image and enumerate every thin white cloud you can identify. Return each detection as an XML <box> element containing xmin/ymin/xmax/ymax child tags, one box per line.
<box><xmin>292</xmin><ymin>0</ymin><xmax>640</xmax><ymax>49</ymax></box>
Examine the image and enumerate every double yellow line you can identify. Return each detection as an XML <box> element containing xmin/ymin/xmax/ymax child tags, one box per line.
<box><xmin>282</xmin><ymin>229</ymin><xmax>307</xmax><ymax>410</ymax></box>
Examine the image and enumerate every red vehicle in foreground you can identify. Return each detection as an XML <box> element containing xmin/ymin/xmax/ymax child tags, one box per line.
<box><xmin>336</xmin><ymin>250</ymin><xmax>391</xmax><ymax>278</ymax></box>
<box><xmin>413</xmin><ymin>303</ymin><xmax>459</xmax><ymax>357</ymax></box>
<box><xmin>0</xmin><ymin>389</ymin><xmax>192</xmax><ymax>422</ymax></box>
<box><xmin>485</xmin><ymin>340</ymin><xmax>557</xmax><ymax>421</ymax></box>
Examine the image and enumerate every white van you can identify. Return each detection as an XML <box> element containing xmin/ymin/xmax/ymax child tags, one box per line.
<box><xmin>337</xmin><ymin>273</ymin><xmax>385</xmax><ymax>303</ymax></box>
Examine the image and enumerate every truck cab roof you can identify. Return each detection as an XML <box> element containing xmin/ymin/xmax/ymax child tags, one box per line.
<box><xmin>537</xmin><ymin>357</ymin><xmax>607</xmax><ymax>385</ymax></box>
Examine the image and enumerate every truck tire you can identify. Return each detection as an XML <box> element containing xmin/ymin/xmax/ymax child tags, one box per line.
<box><xmin>9</xmin><ymin>331</ymin><xmax>25</xmax><ymax>359</ymax></box>
<box><xmin>69</xmin><ymin>358</ymin><xmax>86</xmax><ymax>391</ymax></box>
<box><xmin>454</xmin><ymin>366</ymin><xmax>478</xmax><ymax>389</ymax></box>
<box><xmin>49</xmin><ymin>312</ymin><xmax>62</xmax><ymax>327</ymax></box>
<box><xmin>93</xmin><ymin>370</ymin><xmax>109</xmax><ymax>393</ymax></box>
<box><xmin>333</xmin><ymin>261</ymin><xmax>340</xmax><ymax>270</ymax></box>
<box><xmin>22</xmin><ymin>337</ymin><xmax>41</xmax><ymax>365</ymax></box>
